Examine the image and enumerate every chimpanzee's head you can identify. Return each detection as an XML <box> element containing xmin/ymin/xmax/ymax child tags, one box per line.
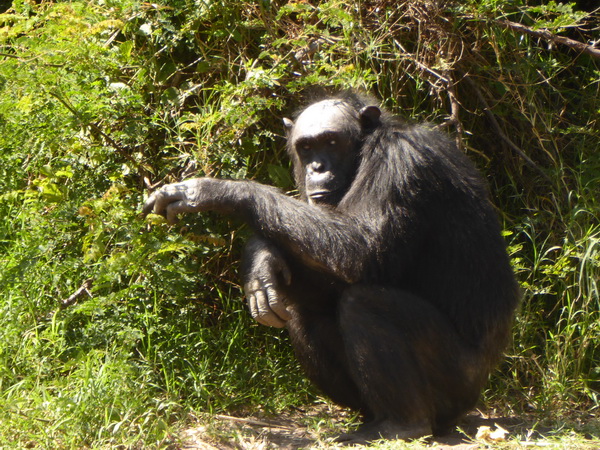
<box><xmin>284</xmin><ymin>97</ymin><xmax>381</xmax><ymax>206</ymax></box>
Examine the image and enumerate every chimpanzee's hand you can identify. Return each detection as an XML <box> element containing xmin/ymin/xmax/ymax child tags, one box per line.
<box><xmin>241</xmin><ymin>237</ymin><xmax>292</xmax><ymax>328</ymax></box>
<box><xmin>143</xmin><ymin>178</ymin><xmax>219</xmax><ymax>224</ymax></box>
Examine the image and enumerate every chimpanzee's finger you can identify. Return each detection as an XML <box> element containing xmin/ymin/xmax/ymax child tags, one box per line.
<box><xmin>247</xmin><ymin>294</ymin><xmax>265</xmax><ymax>325</ymax></box>
<box><xmin>142</xmin><ymin>192</ymin><xmax>158</xmax><ymax>216</ymax></box>
<box><xmin>266</xmin><ymin>286</ymin><xmax>292</xmax><ymax>321</ymax></box>
<box><xmin>254</xmin><ymin>288</ymin><xmax>286</xmax><ymax>328</ymax></box>
<box><xmin>166</xmin><ymin>199</ymin><xmax>208</xmax><ymax>224</ymax></box>
<box><xmin>152</xmin><ymin>184</ymin><xmax>186</xmax><ymax>217</ymax></box>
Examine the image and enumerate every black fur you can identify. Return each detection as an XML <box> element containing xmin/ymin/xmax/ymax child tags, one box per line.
<box><xmin>242</xmin><ymin>92</ymin><xmax>519</xmax><ymax>436</ymax></box>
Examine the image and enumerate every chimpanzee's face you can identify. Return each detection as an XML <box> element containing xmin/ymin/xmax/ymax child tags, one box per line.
<box><xmin>286</xmin><ymin>100</ymin><xmax>361</xmax><ymax>206</ymax></box>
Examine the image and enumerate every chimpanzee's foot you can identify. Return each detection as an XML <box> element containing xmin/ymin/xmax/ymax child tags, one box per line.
<box><xmin>335</xmin><ymin>418</ymin><xmax>432</xmax><ymax>445</ymax></box>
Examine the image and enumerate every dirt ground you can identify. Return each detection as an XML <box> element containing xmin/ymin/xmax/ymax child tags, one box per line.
<box><xmin>178</xmin><ymin>406</ymin><xmax>599</xmax><ymax>449</ymax></box>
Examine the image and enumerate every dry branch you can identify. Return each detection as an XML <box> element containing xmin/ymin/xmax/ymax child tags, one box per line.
<box><xmin>214</xmin><ymin>414</ymin><xmax>294</xmax><ymax>430</ymax></box>
<box><xmin>48</xmin><ymin>91</ymin><xmax>145</xmax><ymax>171</ymax></box>
<box><xmin>462</xmin><ymin>75</ymin><xmax>553</xmax><ymax>185</ymax></box>
<box><xmin>60</xmin><ymin>278</ymin><xmax>93</xmax><ymax>309</ymax></box>
<box><xmin>499</xmin><ymin>20</ymin><xmax>600</xmax><ymax>60</ymax></box>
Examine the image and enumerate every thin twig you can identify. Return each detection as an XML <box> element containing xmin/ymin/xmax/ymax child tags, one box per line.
<box><xmin>463</xmin><ymin>75</ymin><xmax>553</xmax><ymax>185</ymax></box>
<box><xmin>214</xmin><ymin>414</ymin><xmax>294</xmax><ymax>430</ymax></box>
<box><xmin>499</xmin><ymin>19</ymin><xmax>600</xmax><ymax>60</ymax></box>
<box><xmin>60</xmin><ymin>279</ymin><xmax>93</xmax><ymax>309</ymax></box>
<box><xmin>48</xmin><ymin>91</ymin><xmax>143</xmax><ymax>170</ymax></box>
<box><xmin>436</xmin><ymin>72</ymin><xmax>465</xmax><ymax>149</ymax></box>
<box><xmin>393</xmin><ymin>39</ymin><xmax>450</xmax><ymax>84</ymax></box>
<box><xmin>15</xmin><ymin>410</ymin><xmax>52</xmax><ymax>423</ymax></box>
<box><xmin>447</xmin><ymin>79</ymin><xmax>464</xmax><ymax>148</ymax></box>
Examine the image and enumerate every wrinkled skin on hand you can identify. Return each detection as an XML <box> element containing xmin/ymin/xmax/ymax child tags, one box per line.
<box><xmin>142</xmin><ymin>178</ymin><xmax>221</xmax><ymax>224</ymax></box>
<box><xmin>241</xmin><ymin>237</ymin><xmax>292</xmax><ymax>328</ymax></box>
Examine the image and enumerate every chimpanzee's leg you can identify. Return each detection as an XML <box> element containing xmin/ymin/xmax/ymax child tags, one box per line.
<box><xmin>336</xmin><ymin>285</ymin><xmax>485</xmax><ymax>443</ymax></box>
<box><xmin>286</xmin><ymin>306</ymin><xmax>372</xmax><ymax>417</ymax></box>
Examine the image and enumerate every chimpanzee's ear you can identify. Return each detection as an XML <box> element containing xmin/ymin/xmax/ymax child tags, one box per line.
<box><xmin>359</xmin><ymin>106</ymin><xmax>381</xmax><ymax>128</ymax></box>
<box><xmin>283</xmin><ymin>118</ymin><xmax>294</xmax><ymax>135</ymax></box>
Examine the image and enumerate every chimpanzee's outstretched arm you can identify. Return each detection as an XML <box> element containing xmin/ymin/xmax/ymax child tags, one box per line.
<box><xmin>143</xmin><ymin>178</ymin><xmax>376</xmax><ymax>282</ymax></box>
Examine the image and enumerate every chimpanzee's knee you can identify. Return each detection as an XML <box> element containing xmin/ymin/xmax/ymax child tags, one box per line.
<box><xmin>337</xmin><ymin>285</ymin><xmax>485</xmax><ymax>433</ymax></box>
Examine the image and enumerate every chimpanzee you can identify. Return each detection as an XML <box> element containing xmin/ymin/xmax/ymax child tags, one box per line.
<box><xmin>143</xmin><ymin>90</ymin><xmax>520</xmax><ymax>444</ymax></box>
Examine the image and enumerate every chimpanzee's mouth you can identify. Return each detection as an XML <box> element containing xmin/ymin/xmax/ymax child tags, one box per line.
<box><xmin>309</xmin><ymin>189</ymin><xmax>339</xmax><ymax>199</ymax></box>
<box><xmin>308</xmin><ymin>189</ymin><xmax>342</xmax><ymax>205</ymax></box>
<box><xmin>310</xmin><ymin>191</ymin><xmax>332</xmax><ymax>198</ymax></box>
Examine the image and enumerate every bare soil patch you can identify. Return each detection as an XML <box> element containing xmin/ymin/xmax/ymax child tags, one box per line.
<box><xmin>179</xmin><ymin>407</ymin><xmax>599</xmax><ymax>449</ymax></box>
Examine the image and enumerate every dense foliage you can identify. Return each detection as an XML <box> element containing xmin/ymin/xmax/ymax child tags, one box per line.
<box><xmin>0</xmin><ymin>0</ymin><xmax>597</xmax><ymax>446</ymax></box>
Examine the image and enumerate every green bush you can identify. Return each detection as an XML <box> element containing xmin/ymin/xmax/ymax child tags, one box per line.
<box><xmin>0</xmin><ymin>0</ymin><xmax>597</xmax><ymax>446</ymax></box>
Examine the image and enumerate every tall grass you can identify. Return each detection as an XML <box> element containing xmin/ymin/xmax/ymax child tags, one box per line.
<box><xmin>0</xmin><ymin>0</ymin><xmax>597</xmax><ymax>446</ymax></box>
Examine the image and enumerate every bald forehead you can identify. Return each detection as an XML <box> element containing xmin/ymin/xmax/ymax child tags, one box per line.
<box><xmin>292</xmin><ymin>100</ymin><xmax>358</xmax><ymax>140</ymax></box>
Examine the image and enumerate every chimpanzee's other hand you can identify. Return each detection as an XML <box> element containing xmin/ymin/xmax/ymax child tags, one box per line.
<box><xmin>242</xmin><ymin>237</ymin><xmax>292</xmax><ymax>328</ymax></box>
